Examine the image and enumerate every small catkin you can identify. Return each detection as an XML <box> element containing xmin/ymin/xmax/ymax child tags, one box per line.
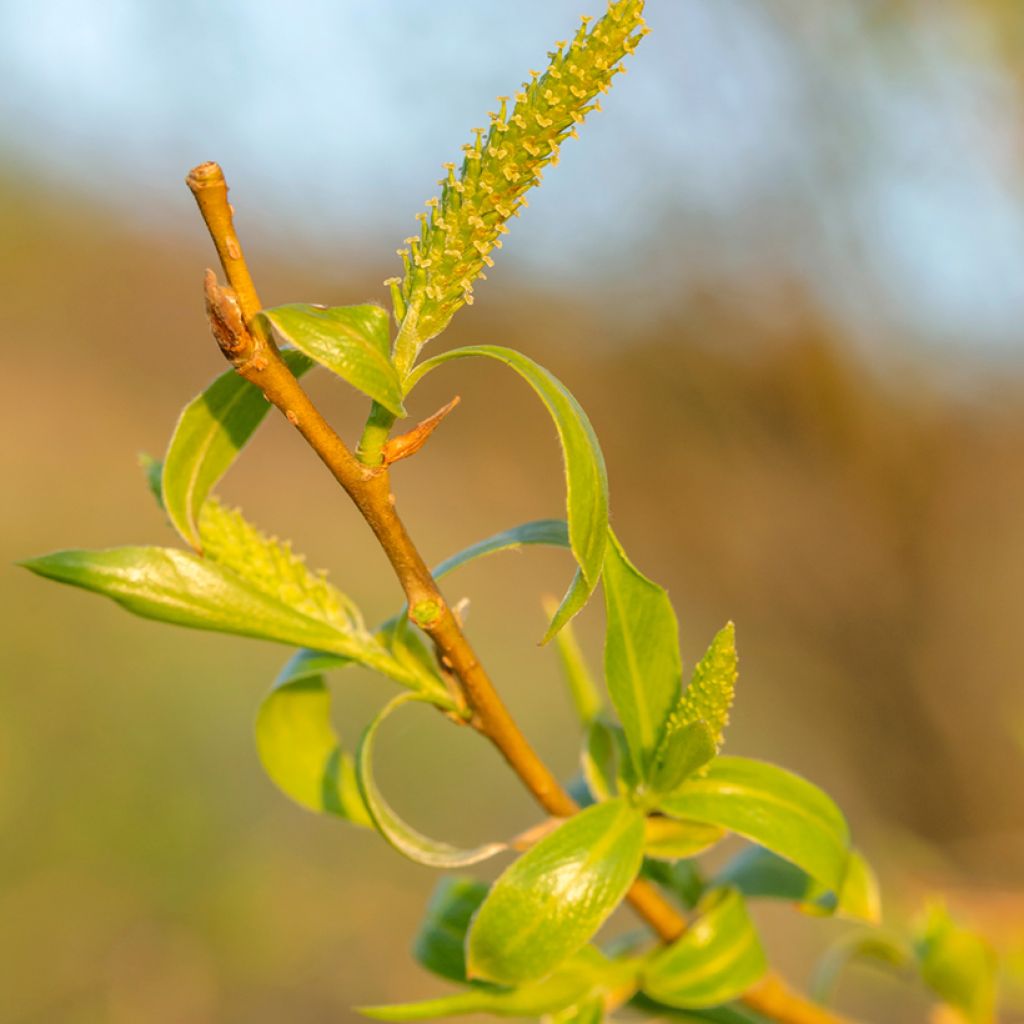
<box><xmin>666</xmin><ymin>622</ymin><xmax>738</xmax><ymax>750</ymax></box>
<box><xmin>390</xmin><ymin>0</ymin><xmax>648</xmax><ymax>343</ymax></box>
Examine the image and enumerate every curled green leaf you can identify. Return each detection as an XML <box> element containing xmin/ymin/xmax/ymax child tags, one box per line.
<box><xmin>256</xmin><ymin>651</ymin><xmax>371</xmax><ymax>825</ymax></box>
<box><xmin>642</xmin><ymin>888</ymin><xmax>767</xmax><ymax>1009</ymax></box>
<box><xmin>357</xmin><ymin>693</ymin><xmax>507</xmax><ymax>867</ymax></box>
<box><xmin>162</xmin><ymin>348</ymin><xmax>313</xmax><ymax>549</ymax></box>
<box><xmin>407</xmin><ymin>346</ymin><xmax>609</xmax><ymax>639</ymax></box>
<box><xmin>644</xmin><ymin>817</ymin><xmax>725</xmax><ymax>862</ymax></box>
<box><xmin>466</xmin><ymin>798</ymin><xmax>645</xmax><ymax>985</ymax></box>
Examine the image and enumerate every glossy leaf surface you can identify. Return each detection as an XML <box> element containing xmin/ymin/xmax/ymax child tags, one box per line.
<box><xmin>413</xmin><ymin>876</ymin><xmax>489</xmax><ymax>984</ymax></box>
<box><xmin>261</xmin><ymin>303</ymin><xmax>405</xmax><ymax>416</ymax></box>
<box><xmin>658</xmin><ymin>757</ymin><xmax>850</xmax><ymax>893</ymax></box>
<box><xmin>642</xmin><ymin>889</ymin><xmax>767</xmax><ymax>1009</ymax></box>
<box><xmin>357</xmin><ymin>694</ymin><xmax>506</xmax><ymax>867</ymax></box>
<box><xmin>409</xmin><ymin>345</ymin><xmax>609</xmax><ymax>638</ymax></box>
<box><xmin>255</xmin><ymin>651</ymin><xmax>371</xmax><ymax>824</ymax></box>
<box><xmin>603</xmin><ymin>533</ymin><xmax>681</xmax><ymax>779</ymax></box>
<box><xmin>162</xmin><ymin>349</ymin><xmax>312</xmax><ymax>549</ymax></box>
<box><xmin>466</xmin><ymin>798</ymin><xmax>645</xmax><ymax>985</ymax></box>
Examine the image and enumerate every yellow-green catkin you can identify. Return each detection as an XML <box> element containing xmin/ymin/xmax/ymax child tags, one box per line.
<box><xmin>388</xmin><ymin>0</ymin><xmax>648</xmax><ymax>347</ymax></box>
<box><xmin>198</xmin><ymin>498</ymin><xmax>364</xmax><ymax>634</ymax></box>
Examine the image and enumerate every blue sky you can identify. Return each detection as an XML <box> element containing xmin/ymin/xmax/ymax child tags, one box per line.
<box><xmin>4</xmin><ymin>0</ymin><xmax>1024</xmax><ymax>351</ymax></box>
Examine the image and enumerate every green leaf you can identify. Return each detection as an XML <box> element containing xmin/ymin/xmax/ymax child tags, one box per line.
<box><xmin>357</xmin><ymin>694</ymin><xmax>506</xmax><ymax>867</ymax></box>
<box><xmin>138</xmin><ymin>452</ymin><xmax>164</xmax><ymax>507</ymax></box>
<box><xmin>603</xmin><ymin>533</ymin><xmax>681</xmax><ymax>780</ymax></box>
<box><xmin>260</xmin><ymin>303</ymin><xmax>405</xmax><ymax>417</ymax></box>
<box><xmin>642</xmin><ymin>889</ymin><xmax>767</xmax><ymax>1009</ymax></box>
<box><xmin>21</xmin><ymin>546</ymin><xmax>377</xmax><ymax>656</ymax></box>
<box><xmin>408</xmin><ymin>345</ymin><xmax>609</xmax><ymax>638</ymax></box>
<box><xmin>582</xmin><ymin>719</ymin><xmax>625</xmax><ymax>803</ymax></box>
<box><xmin>413</xmin><ymin>876</ymin><xmax>490</xmax><ymax>984</ymax></box>
<box><xmin>546</xmin><ymin>598</ymin><xmax>603</xmax><ymax>725</ymax></box>
<box><xmin>359</xmin><ymin>953</ymin><xmax>605</xmax><ymax>1020</ymax></box>
<box><xmin>644</xmin><ymin>818</ymin><xmax>725</xmax><ymax>861</ymax></box>
<box><xmin>629</xmin><ymin>993</ymin><xmax>770</xmax><ymax>1023</ymax></box>
<box><xmin>714</xmin><ymin>845</ymin><xmax>880</xmax><ymax>924</ymax></box>
<box><xmin>914</xmin><ymin>903</ymin><xmax>998</xmax><ymax>1024</ymax></box>
<box><xmin>664</xmin><ymin>624</ymin><xmax>737</xmax><ymax>751</ymax></box>
<box><xmin>255</xmin><ymin>651</ymin><xmax>371</xmax><ymax>825</ymax></box>
<box><xmin>657</xmin><ymin>757</ymin><xmax>851</xmax><ymax>893</ymax></box>
<box><xmin>162</xmin><ymin>349</ymin><xmax>313</xmax><ymax>549</ymax></box>
<box><xmin>650</xmin><ymin>721</ymin><xmax>718</xmax><ymax>795</ymax></box>
<box><xmin>466</xmin><ymin>798</ymin><xmax>645</xmax><ymax>985</ymax></box>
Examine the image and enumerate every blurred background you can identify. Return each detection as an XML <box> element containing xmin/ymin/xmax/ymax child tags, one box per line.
<box><xmin>3</xmin><ymin>1</ymin><xmax>1024</xmax><ymax>1021</ymax></box>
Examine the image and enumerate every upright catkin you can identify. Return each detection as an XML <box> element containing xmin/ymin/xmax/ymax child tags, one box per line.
<box><xmin>388</xmin><ymin>0</ymin><xmax>648</xmax><ymax>355</ymax></box>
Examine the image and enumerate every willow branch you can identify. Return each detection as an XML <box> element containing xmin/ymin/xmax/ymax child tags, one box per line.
<box><xmin>188</xmin><ymin>163</ymin><xmax>854</xmax><ymax>1024</ymax></box>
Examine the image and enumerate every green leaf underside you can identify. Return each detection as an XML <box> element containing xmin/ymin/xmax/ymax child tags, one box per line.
<box><xmin>628</xmin><ymin>993</ymin><xmax>771</xmax><ymax>1023</ymax></box>
<box><xmin>357</xmin><ymin>693</ymin><xmax>506</xmax><ymax>867</ymax></box>
<box><xmin>665</xmin><ymin>624</ymin><xmax>737</xmax><ymax>751</ymax></box>
<box><xmin>162</xmin><ymin>348</ymin><xmax>313</xmax><ymax>549</ymax></box>
<box><xmin>359</xmin><ymin>954</ymin><xmax>606</xmax><ymax>1020</ymax></box>
<box><xmin>651</xmin><ymin>721</ymin><xmax>718</xmax><ymax>795</ymax></box>
<box><xmin>658</xmin><ymin>757</ymin><xmax>851</xmax><ymax>893</ymax></box>
<box><xmin>467</xmin><ymin>798</ymin><xmax>645</xmax><ymax>985</ymax></box>
<box><xmin>713</xmin><ymin>845</ymin><xmax>880</xmax><ymax>923</ymax></box>
<box><xmin>255</xmin><ymin>658</ymin><xmax>371</xmax><ymax>825</ymax></box>
<box><xmin>643</xmin><ymin>889</ymin><xmax>767</xmax><ymax>1009</ymax></box>
<box><xmin>21</xmin><ymin>546</ymin><xmax>382</xmax><ymax>658</ymax></box>
<box><xmin>413</xmin><ymin>876</ymin><xmax>490</xmax><ymax>984</ymax></box>
<box><xmin>431</xmin><ymin>518</ymin><xmax>569</xmax><ymax>579</ymax></box>
<box><xmin>603</xmin><ymin>533</ymin><xmax>681</xmax><ymax>780</ymax></box>
<box><xmin>408</xmin><ymin>346</ymin><xmax>609</xmax><ymax>638</ymax></box>
<box><xmin>261</xmin><ymin>303</ymin><xmax>405</xmax><ymax>416</ymax></box>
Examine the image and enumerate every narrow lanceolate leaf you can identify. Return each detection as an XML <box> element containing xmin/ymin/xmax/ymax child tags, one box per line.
<box><xmin>409</xmin><ymin>346</ymin><xmax>608</xmax><ymax>638</ymax></box>
<box><xmin>466</xmin><ymin>798</ymin><xmax>645</xmax><ymax>985</ymax></box>
<box><xmin>431</xmin><ymin>518</ymin><xmax>569</xmax><ymax>579</ymax></box>
<box><xmin>664</xmin><ymin>623</ymin><xmax>737</xmax><ymax>752</ymax></box>
<box><xmin>914</xmin><ymin>903</ymin><xmax>998</xmax><ymax>1024</ymax></box>
<box><xmin>603</xmin><ymin>533</ymin><xmax>681</xmax><ymax>779</ymax></box>
<box><xmin>357</xmin><ymin>694</ymin><xmax>506</xmax><ymax>867</ymax></box>
<box><xmin>21</xmin><ymin>546</ymin><xmax>371</xmax><ymax>656</ymax></box>
<box><xmin>162</xmin><ymin>348</ymin><xmax>313</xmax><ymax>549</ymax></box>
<box><xmin>260</xmin><ymin>304</ymin><xmax>405</xmax><ymax>417</ymax></box>
<box><xmin>255</xmin><ymin>651</ymin><xmax>371</xmax><ymax>824</ymax></box>
<box><xmin>390</xmin><ymin>0</ymin><xmax>648</xmax><ymax>344</ymax></box>
<box><xmin>642</xmin><ymin>889</ymin><xmax>767</xmax><ymax>1010</ymax></box>
<box><xmin>359</xmin><ymin>953</ymin><xmax>606</xmax><ymax>1021</ymax></box>
<box><xmin>658</xmin><ymin>757</ymin><xmax>851</xmax><ymax>893</ymax></box>
<box><xmin>413</xmin><ymin>876</ymin><xmax>490</xmax><ymax>983</ymax></box>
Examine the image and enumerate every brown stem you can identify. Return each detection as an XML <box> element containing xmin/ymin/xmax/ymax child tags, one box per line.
<box><xmin>189</xmin><ymin>163</ymin><xmax>855</xmax><ymax>1024</ymax></box>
